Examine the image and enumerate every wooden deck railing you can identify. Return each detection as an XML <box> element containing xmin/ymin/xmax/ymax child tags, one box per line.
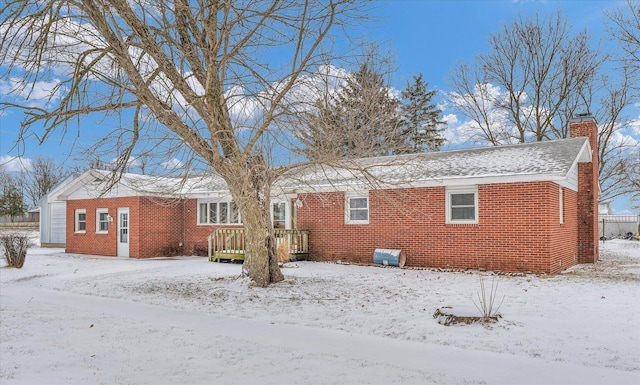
<box><xmin>208</xmin><ymin>228</ymin><xmax>309</xmax><ymax>262</ymax></box>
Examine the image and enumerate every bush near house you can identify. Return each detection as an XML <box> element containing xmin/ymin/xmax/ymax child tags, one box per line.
<box><xmin>0</xmin><ymin>233</ymin><xmax>31</xmax><ymax>268</ymax></box>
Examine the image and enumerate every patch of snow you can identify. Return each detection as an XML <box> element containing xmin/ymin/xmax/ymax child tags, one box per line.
<box><xmin>1</xmin><ymin>238</ymin><xmax>639</xmax><ymax>384</ymax></box>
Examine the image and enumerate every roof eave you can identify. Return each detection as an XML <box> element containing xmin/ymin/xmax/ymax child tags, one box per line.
<box><xmin>280</xmin><ymin>172</ymin><xmax>571</xmax><ymax>194</ymax></box>
<box><xmin>53</xmin><ymin>170</ymin><xmax>104</xmax><ymax>201</ymax></box>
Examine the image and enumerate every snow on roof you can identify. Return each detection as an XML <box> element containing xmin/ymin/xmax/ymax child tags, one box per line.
<box><xmin>119</xmin><ymin>172</ymin><xmax>227</xmax><ymax>196</ymax></box>
<box><xmin>59</xmin><ymin>137</ymin><xmax>591</xmax><ymax>198</ymax></box>
<box><xmin>275</xmin><ymin>137</ymin><xmax>591</xmax><ymax>192</ymax></box>
<box><xmin>99</xmin><ymin>170</ymin><xmax>230</xmax><ymax>197</ymax></box>
<box><xmin>53</xmin><ymin>169</ymin><xmax>229</xmax><ymax>200</ymax></box>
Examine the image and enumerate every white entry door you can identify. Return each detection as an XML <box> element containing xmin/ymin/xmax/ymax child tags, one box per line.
<box><xmin>117</xmin><ymin>208</ymin><xmax>130</xmax><ymax>258</ymax></box>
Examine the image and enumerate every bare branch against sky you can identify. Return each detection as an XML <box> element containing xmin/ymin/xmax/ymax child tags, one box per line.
<box><xmin>0</xmin><ymin>0</ymin><xmax>369</xmax><ymax>286</ymax></box>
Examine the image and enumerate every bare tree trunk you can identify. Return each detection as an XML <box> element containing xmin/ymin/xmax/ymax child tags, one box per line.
<box><xmin>240</xmin><ymin>199</ymin><xmax>284</xmax><ymax>287</ymax></box>
<box><xmin>220</xmin><ymin>155</ymin><xmax>283</xmax><ymax>287</ymax></box>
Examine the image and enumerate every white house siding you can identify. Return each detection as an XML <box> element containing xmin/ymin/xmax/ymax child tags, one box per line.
<box><xmin>39</xmin><ymin>174</ymin><xmax>78</xmax><ymax>247</ymax></box>
<box><xmin>48</xmin><ymin>203</ymin><xmax>66</xmax><ymax>244</ymax></box>
<box><xmin>65</xmin><ymin>183</ymin><xmax>137</xmax><ymax>200</ymax></box>
<box><xmin>40</xmin><ymin>202</ymin><xmax>66</xmax><ymax>247</ymax></box>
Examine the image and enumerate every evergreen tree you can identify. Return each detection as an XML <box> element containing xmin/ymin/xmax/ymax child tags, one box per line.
<box><xmin>300</xmin><ymin>63</ymin><xmax>407</xmax><ymax>160</ymax></box>
<box><xmin>400</xmin><ymin>73</ymin><xmax>445</xmax><ymax>152</ymax></box>
<box><xmin>0</xmin><ymin>185</ymin><xmax>28</xmax><ymax>223</ymax></box>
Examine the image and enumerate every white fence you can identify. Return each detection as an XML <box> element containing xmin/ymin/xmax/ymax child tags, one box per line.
<box><xmin>599</xmin><ymin>215</ymin><xmax>639</xmax><ymax>239</ymax></box>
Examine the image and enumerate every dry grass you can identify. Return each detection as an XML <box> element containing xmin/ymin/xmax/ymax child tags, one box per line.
<box><xmin>277</xmin><ymin>240</ymin><xmax>290</xmax><ymax>264</ymax></box>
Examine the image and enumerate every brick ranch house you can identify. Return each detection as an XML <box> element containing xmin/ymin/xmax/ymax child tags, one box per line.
<box><xmin>45</xmin><ymin>116</ymin><xmax>599</xmax><ymax>274</ymax></box>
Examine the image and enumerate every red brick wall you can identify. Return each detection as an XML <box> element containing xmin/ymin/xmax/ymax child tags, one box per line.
<box><xmin>67</xmin><ymin>197</ymin><xmax>137</xmax><ymax>257</ymax></box>
<box><xmin>66</xmin><ymin>197</ymin><xmax>184</xmax><ymax>258</ymax></box>
<box><xmin>137</xmin><ymin>198</ymin><xmax>184</xmax><ymax>258</ymax></box>
<box><xmin>181</xmin><ymin>198</ymin><xmax>244</xmax><ymax>255</ymax></box>
<box><xmin>65</xmin><ymin>126</ymin><xmax>598</xmax><ymax>271</ymax></box>
<box><xmin>297</xmin><ymin>181</ymin><xmax>579</xmax><ymax>274</ymax></box>
<box><xmin>570</xmin><ymin>118</ymin><xmax>599</xmax><ymax>263</ymax></box>
<box><xmin>549</xmin><ymin>187</ymin><xmax>579</xmax><ymax>274</ymax></box>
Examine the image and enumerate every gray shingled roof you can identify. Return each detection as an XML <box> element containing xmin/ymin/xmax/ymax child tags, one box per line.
<box><xmin>275</xmin><ymin>137</ymin><xmax>591</xmax><ymax>191</ymax></box>
<box><xmin>65</xmin><ymin>137</ymin><xmax>591</xmax><ymax>197</ymax></box>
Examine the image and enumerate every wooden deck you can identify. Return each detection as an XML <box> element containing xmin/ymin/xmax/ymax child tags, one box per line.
<box><xmin>208</xmin><ymin>228</ymin><xmax>309</xmax><ymax>262</ymax></box>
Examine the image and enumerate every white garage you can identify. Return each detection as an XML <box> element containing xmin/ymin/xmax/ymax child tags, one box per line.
<box><xmin>39</xmin><ymin>174</ymin><xmax>77</xmax><ymax>248</ymax></box>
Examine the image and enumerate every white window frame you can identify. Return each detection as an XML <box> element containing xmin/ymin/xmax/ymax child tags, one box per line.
<box><xmin>559</xmin><ymin>187</ymin><xmax>564</xmax><ymax>224</ymax></box>
<box><xmin>271</xmin><ymin>201</ymin><xmax>287</xmax><ymax>229</ymax></box>
<box><xmin>75</xmin><ymin>209</ymin><xmax>87</xmax><ymax>233</ymax></box>
<box><xmin>446</xmin><ymin>186</ymin><xmax>479</xmax><ymax>224</ymax></box>
<box><xmin>345</xmin><ymin>192</ymin><xmax>369</xmax><ymax>225</ymax></box>
<box><xmin>197</xmin><ymin>199</ymin><xmax>241</xmax><ymax>225</ymax></box>
<box><xmin>96</xmin><ymin>208</ymin><xmax>109</xmax><ymax>233</ymax></box>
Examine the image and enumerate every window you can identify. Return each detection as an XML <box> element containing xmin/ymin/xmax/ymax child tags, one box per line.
<box><xmin>219</xmin><ymin>202</ymin><xmax>228</xmax><ymax>223</ymax></box>
<box><xmin>446</xmin><ymin>187</ymin><xmax>478</xmax><ymax>224</ymax></box>
<box><xmin>273</xmin><ymin>202</ymin><xmax>286</xmax><ymax>229</ymax></box>
<box><xmin>559</xmin><ymin>187</ymin><xmax>564</xmax><ymax>224</ymax></box>
<box><xmin>229</xmin><ymin>201</ymin><xmax>240</xmax><ymax>224</ymax></box>
<box><xmin>96</xmin><ymin>209</ymin><xmax>109</xmax><ymax>233</ymax></box>
<box><xmin>198</xmin><ymin>201</ymin><xmax>241</xmax><ymax>224</ymax></box>
<box><xmin>345</xmin><ymin>193</ymin><xmax>369</xmax><ymax>224</ymax></box>
<box><xmin>75</xmin><ymin>209</ymin><xmax>86</xmax><ymax>233</ymax></box>
<box><xmin>119</xmin><ymin>211</ymin><xmax>129</xmax><ymax>243</ymax></box>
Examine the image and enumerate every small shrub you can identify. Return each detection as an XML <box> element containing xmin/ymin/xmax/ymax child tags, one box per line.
<box><xmin>472</xmin><ymin>276</ymin><xmax>504</xmax><ymax>319</ymax></box>
<box><xmin>1</xmin><ymin>233</ymin><xmax>31</xmax><ymax>268</ymax></box>
<box><xmin>160</xmin><ymin>244</ymin><xmax>184</xmax><ymax>257</ymax></box>
<box><xmin>192</xmin><ymin>245</ymin><xmax>208</xmax><ymax>257</ymax></box>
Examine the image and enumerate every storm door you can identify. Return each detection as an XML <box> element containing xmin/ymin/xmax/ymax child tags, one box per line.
<box><xmin>117</xmin><ymin>208</ymin><xmax>130</xmax><ymax>257</ymax></box>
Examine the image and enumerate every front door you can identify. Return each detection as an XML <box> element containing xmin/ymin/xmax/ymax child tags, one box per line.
<box><xmin>117</xmin><ymin>208</ymin><xmax>130</xmax><ymax>257</ymax></box>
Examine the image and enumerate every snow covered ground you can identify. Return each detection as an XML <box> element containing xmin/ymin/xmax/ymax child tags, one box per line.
<box><xmin>1</xmin><ymin>232</ymin><xmax>639</xmax><ymax>384</ymax></box>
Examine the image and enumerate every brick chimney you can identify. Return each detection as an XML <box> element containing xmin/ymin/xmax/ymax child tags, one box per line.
<box><xmin>569</xmin><ymin>113</ymin><xmax>599</xmax><ymax>264</ymax></box>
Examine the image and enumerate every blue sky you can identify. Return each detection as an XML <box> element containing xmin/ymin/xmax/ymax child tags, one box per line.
<box><xmin>367</xmin><ymin>0</ymin><xmax>619</xmax><ymax>89</ymax></box>
<box><xmin>0</xmin><ymin>0</ymin><xmax>637</xmax><ymax>213</ymax></box>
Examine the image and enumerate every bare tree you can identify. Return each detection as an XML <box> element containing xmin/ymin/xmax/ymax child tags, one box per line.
<box><xmin>448</xmin><ymin>10</ymin><xmax>603</xmax><ymax>144</ymax></box>
<box><xmin>585</xmin><ymin>71</ymin><xmax>638</xmax><ymax>202</ymax></box>
<box><xmin>623</xmin><ymin>150</ymin><xmax>640</xmax><ymax>209</ymax></box>
<box><xmin>607</xmin><ymin>0</ymin><xmax>640</xmax><ymax>83</ymax></box>
<box><xmin>448</xmin><ymin>9</ymin><xmax>638</xmax><ymax>202</ymax></box>
<box><xmin>448</xmin><ymin>64</ymin><xmax>511</xmax><ymax>145</ymax></box>
<box><xmin>18</xmin><ymin>156</ymin><xmax>66</xmax><ymax>207</ymax></box>
<box><xmin>0</xmin><ymin>0</ymin><xmax>366</xmax><ymax>286</ymax></box>
<box><xmin>604</xmin><ymin>0</ymin><xmax>640</xmax><ymax>205</ymax></box>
